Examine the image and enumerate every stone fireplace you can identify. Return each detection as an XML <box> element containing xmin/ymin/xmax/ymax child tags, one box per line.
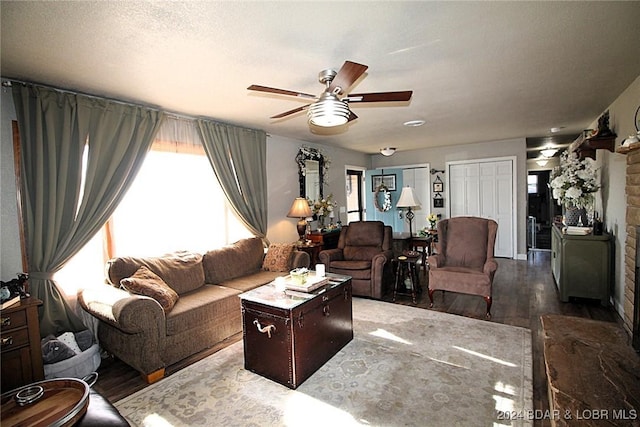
<box><xmin>621</xmin><ymin>145</ymin><xmax>640</xmax><ymax>350</ymax></box>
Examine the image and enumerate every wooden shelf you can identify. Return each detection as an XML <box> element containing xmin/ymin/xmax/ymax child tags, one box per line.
<box><xmin>574</xmin><ymin>134</ymin><xmax>616</xmax><ymax>160</ymax></box>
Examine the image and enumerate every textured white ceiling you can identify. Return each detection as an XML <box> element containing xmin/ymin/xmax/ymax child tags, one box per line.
<box><xmin>2</xmin><ymin>1</ymin><xmax>639</xmax><ymax>154</ymax></box>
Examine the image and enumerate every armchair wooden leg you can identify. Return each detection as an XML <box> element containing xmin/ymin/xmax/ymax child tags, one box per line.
<box><xmin>428</xmin><ymin>288</ymin><xmax>435</xmax><ymax>308</ymax></box>
<box><xmin>484</xmin><ymin>296</ymin><xmax>492</xmax><ymax>319</ymax></box>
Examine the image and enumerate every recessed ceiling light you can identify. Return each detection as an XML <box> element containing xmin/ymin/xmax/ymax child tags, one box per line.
<box><xmin>403</xmin><ymin>120</ymin><xmax>425</xmax><ymax>127</ymax></box>
<box><xmin>550</xmin><ymin>127</ymin><xmax>564</xmax><ymax>133</ymax></box>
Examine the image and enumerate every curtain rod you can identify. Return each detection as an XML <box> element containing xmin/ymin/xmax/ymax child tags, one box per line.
<box><xmin>2</xmin><ymin>77</ymin><xmax>268</xmax><ymax>135</ymax></box>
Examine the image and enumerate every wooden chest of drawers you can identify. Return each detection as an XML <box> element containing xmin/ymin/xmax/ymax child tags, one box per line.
<box><xmin>1</xmin><ymin>298</ymin><xmax>44</xmax><ymax>391</ymax></box>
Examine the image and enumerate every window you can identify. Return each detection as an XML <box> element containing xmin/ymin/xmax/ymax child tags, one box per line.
<box><xmin>55</xmin><ymin>135</ymin><xmax>252</xmax><ymax>296</ymax></box>
<box><xmin>527</xmin><ymin>174</ymin><xmax>538</xmax><ymax>194</ymax></box>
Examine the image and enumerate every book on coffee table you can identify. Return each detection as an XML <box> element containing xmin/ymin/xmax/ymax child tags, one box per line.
<box><xmin>284</xmin><ymin>273</ymin><xmax>330</xmax><ymax>293</ymax></box>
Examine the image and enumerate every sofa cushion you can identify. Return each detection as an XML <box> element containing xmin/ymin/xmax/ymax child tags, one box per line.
<box><xmin>165</xmin><ymin>285</ymin><xmax>240</xmax><ymax>336</ymax></box>
<box><xmin>107</xmin><ymin>251</ymin><xmax>205</xmax><ymax>295</ymax></box>
<box><xmin>120</xmin><ymin>266</ymin><xmax>179</xmax><ymax>313</ymax></box>
<box><xmin>262</xmin><ymin>243</ymin><xmax>295</xmax><ymax>272</ymax></box>
<box><xmin>203</xmin><ymin>237</ymin><xmax>264</xmax><ymax>284</ymax></box>
<box><xmin>220</xmin><ymin>270</ymin><xmax>283</xmax><ymax>293</ymax></box>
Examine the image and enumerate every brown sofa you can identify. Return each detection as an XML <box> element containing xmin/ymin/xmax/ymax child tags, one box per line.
<box><xmin>318</xmin><ymin>221</ymin><xmax>393</xmax><ymax>299</ymax></box>
<box><xmin>78</xmin><ymin>237</ymin><xmax>309</xmax><ymax>383</ymax></box>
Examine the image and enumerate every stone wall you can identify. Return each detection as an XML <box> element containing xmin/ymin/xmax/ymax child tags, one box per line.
<box><xmin>623</xmin><ymin>146</ymin><xmax>640</xmax><ymax>336</ymax></box>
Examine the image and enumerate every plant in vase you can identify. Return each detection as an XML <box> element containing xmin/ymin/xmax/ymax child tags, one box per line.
<box><xmin>427</xmin><ymin>213</ymin><xmax>438</xmax><ymax>230</ymax></box>
<box><xmin>549</xmin><ymin>150</ymin><xmax>599</xmax><ymax>226</ymax></box>
<box><xmin>308</xmin><ymin>194</ymin><xmax>336</xmax><ymax>230</ymax></box>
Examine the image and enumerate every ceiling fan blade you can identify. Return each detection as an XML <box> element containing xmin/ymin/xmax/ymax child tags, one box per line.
<box><xmin>270</xmin><ymin>104</ymin><xmax>310</xmax><ymax>119</ymax></box>
<box><xmin>248</xmin><ymin>84</ymin><xmax>316</xmax><ymax>99</ymax></box>
<box><xmin>328</xmin><ymin>61</ymin><xmax>368</xmax><ymax>95</ymax></box>
<box><xmin>345</xmin><ymin>91</ymin><xmax>413</xmax><ymax>103</ymax></box>
<box><xmin>348</xmin><ymin>110</ymin><xmax>358</xmax><ymax>122</ymax></box>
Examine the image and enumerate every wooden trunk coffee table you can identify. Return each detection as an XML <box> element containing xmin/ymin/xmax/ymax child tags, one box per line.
<box><xmin>239</xmin><ymin>273</ymin><xmax>352</xmax><ymax>389</ymax></box>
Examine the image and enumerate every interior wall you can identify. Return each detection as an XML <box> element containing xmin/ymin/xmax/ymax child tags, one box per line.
<box><xmin>372</xmin><ymin>138</ymin><xmax>528</xmax><ymax>258</ymax></box>
<box><xmin>596</xmin><ymin>74</ymin><xmax>640</xmax><ymax>319</ymax></box>
<box><xmin>0</xmin><ymin>86</ymin><xmax>22</xmax><ymax>279</ymax></box>
<box><xmin>265</xmin><ymin>135</ymin><xmax>370</xmax><ymax>244</ymax></box>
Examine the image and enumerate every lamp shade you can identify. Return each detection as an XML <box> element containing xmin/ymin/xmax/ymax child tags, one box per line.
<box><xmin>396</xmin><ymin>186</ymin><xmax>421</xmax><ymax>208</ymax></box>
<box><xmin>287</xmin><ymin>197</ymin><xmax>312</xmax><ymax>218</ymax></box>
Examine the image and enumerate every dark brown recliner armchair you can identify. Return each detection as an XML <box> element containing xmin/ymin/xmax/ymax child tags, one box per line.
<box><xmin>427</xmin><ymin>216</ymin><xmax>498</xmax><ymax>318</ymax></box>
<box><xmin>318</xmin><ymin>221</ymin><xmax>393</xmax><ymax>299</ymax></box>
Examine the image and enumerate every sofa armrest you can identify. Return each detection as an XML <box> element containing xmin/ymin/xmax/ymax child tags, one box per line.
<box><xmin>484</xmin><ymin>258</ymin><xmax>498</xmax><ymax>275</ymax></box>
<box><xmin>427</xmin><ymin>254</ymin><xmax>445</xmax><ymax>269</ymax></box>
<box><xmin>291</xmin><ymin>250</ymin><xmax>310</xmax><ymax>269</ymax></box>
<box><xmin>78</xmin><ymin>285</ymin><xmax>165</xmax><ymax>335</ymax></box>
<box><xmin>318</xmin><ymin>248</ymin><xmax>344</xmax><ymax>265</ymax></box>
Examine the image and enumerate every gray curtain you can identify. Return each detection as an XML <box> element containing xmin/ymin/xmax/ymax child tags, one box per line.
<box><xmin>12</xmin><ymin>83</ymin><xmax>165</xmax><ymax>337</ymax></box>
<box><xmin>196</xmin><ymin>120</ymin><xmax>268</xmax><ymax>238</ymax></box>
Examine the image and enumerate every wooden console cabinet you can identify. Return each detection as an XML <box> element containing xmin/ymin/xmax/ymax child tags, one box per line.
<box><xmin>1</xmin><ymin>297</ymin><xmax>44</xmax><ymax>391</ymax></box>
<box><xmin>551</xmin><ymin>225</ymin><xmax>612</xmax><ymax>304</ymax></box>
<box><xmin>307</xmin><ymin>229</ymin><xmax>340</xmax><ymax>250</ymax></box>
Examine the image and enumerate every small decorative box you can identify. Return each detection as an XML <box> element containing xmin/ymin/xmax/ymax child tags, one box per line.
<box><xmin>290</xmin><ymin>268</ymin><xmax>309</xmax><ymax>285</ymax></box>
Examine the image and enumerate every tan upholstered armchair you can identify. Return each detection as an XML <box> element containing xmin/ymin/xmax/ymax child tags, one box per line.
<box><xmin>318</xmin><ymin>221</ymin><xmax>393</xmax><ymax>299</ymax></box>
<box><xmin>427</xmin><ymin>216</ymin><xmax>498</xmax><ymax>318</ymax></box>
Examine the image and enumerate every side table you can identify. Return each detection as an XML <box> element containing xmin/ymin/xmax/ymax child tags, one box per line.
<box><xmin>393</xmin><ymin>254</ymin><xmax>421</xmax><ymax>304</ymax></box>
<box><xmin>1</xmin><ymin>297</ymin><xmax>44</xmax><ymax>391</ymax></box>
<box><xmin>296</xmin><ymin>242</ymin><xmax>323</xmax><ymax>267</ymax></box>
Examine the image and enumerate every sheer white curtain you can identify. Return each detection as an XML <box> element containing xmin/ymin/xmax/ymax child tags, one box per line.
<box><xmin>56</xmin><ymin>116</ymin><xmax>252</xmax><ymax>296</ymax></box>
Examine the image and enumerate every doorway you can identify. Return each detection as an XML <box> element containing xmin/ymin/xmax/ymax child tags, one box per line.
<box><xmin>527</xmin><ymin>170</ymin><xmax>558</xmax><ymax>250</ymax></box>
<box><xmin>346</xmin><ymin>169</ymin><xmax>364</xmax><ymax>223</ymax></box>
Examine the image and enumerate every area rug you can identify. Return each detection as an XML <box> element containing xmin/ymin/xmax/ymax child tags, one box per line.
<box><xmin>115</xmin><ymin>298</ymin><xmax>533</xmax><ymax>426</ymax></box>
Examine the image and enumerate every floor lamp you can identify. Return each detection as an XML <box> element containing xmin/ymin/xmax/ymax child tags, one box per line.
<box><xmin>397</xmin><ymin>186</ymin><xmax>421</xmax><ymax>237</ymax></box>
<box><xmin>287</xmin><ymin>197</ymin><xmax>313</xmax><ymax>244</ymax></box>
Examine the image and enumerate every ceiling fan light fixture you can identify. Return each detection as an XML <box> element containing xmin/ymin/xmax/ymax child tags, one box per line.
<box><xmin>308</xmin><ymin>93</ymin><xmax>350</xmax><ymax>127</ymax></box>
<box><xmin>380</xmin><ymin>147</ymin><xmax>396</xmax><ymax>156</ymax></box>
<box><xmin>536</xmin><ymin>158</ymin><xmax>549</xmax><ymax>167</ymax></box>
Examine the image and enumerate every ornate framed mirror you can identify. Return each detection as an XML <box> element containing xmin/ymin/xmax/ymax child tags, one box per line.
<box><xmin>296</xmin><ymin>147</ymin><xmax>326</xmax><ymax>202</ymax></box>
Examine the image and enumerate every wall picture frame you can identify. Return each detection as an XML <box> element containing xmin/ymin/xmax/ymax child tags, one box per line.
<box><xmin>433</xmin><ymin>196</ymin><xmax>444</xmax><ymax>208</ymax></box>
<box><xmin>433</xmin><ymin>182</ymin><xmax>443</xmax><ymax>193</ymax></box>
<box><xmin>371</xmin><ymin>174</ymin><xmax>397</xmax><ymax>192</ymax></box>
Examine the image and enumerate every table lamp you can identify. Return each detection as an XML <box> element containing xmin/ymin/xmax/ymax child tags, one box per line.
<box><xmin>396</xmin><ymin>186</ymin><xmax>421</xmax><ymax>237</ymax></box>
<box><xmin>287</xmin><ymin>197</ymin><xmax>313</xmax><ymax>243</ymax></box>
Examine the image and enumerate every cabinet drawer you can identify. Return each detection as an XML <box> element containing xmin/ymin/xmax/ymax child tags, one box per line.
<box><xmin>1</xmin><ymin>327</ymin><xmax>29</xmax><ymax>351</ymax></box>
<box><xmin>1</xmin><ymin>310</ymin><xmax>27</xmax><ymax>331</ymax></box>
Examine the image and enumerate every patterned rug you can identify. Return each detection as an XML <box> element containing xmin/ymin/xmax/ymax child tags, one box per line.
<box><xmin>115</xmin><ymin>298</ymin><xmax>532</xmax><ymax>426</ymax></box>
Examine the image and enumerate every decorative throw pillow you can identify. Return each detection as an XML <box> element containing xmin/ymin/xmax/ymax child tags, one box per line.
<box><xmin>57</xmin><ymin>331</ymin><xmax>83</xmax><ymax>354</ymax></box>
<box><xmin>74</xmin><ymin>329</ymin><xmax>94</xmax><ymax>352</ymax></box>
<box><xmin>41</xmin><ymin>334</ymin><xmax>76</xmax><ymax>364</ymax></box>
<box><xmin>120</xmin><ymin>265</ymin><xmax>179</xmax><ymax>313</ymax></box>
<box><xmin>262</xmin><ymin>243</ymin><xmax>295</xmax><ymax>272</ymax></box>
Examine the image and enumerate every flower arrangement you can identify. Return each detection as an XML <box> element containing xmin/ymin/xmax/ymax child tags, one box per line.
<box><xmin>427</xmin><ymin>213</ymin><xmax>438</xmax><ymax>229</ymax></box>
<box><xmin>549</xmin><ymin>150</ymin><xmax>599</xmax><ymax>209</ymax></box>
<box><xmin>308</xmin><ymin>194</ymin><xmax>335</xmax><ymax>218</ymax></box>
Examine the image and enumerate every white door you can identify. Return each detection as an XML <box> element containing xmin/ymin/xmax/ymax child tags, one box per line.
<box><xmin>402</xmin><ymin>167</ymin><xmax>430</xmax><ymax>233</ymax></box>
<box><xmin>448</xmin><ymin>158</ymin><xmax>515</xmax><ymax>258</ymax></box>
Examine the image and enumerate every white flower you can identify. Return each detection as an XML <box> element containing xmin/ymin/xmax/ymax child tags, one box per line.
<box><xmin>549</xmin><ymin>151</ymin><xmax>599</xmax><ymax>209</ymax></box>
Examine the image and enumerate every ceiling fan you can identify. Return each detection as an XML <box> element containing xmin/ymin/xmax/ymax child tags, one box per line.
<box><xmin>247</xmin><ymin>60</ymin><xmax>413</xmax><ymax>127</ymax></box>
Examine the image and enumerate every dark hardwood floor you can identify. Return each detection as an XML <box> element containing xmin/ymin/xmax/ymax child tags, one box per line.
<box><xmin>94</xmin><ymin>250</ymin><xmax>622</xmax><ymax>426</ymax></box>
